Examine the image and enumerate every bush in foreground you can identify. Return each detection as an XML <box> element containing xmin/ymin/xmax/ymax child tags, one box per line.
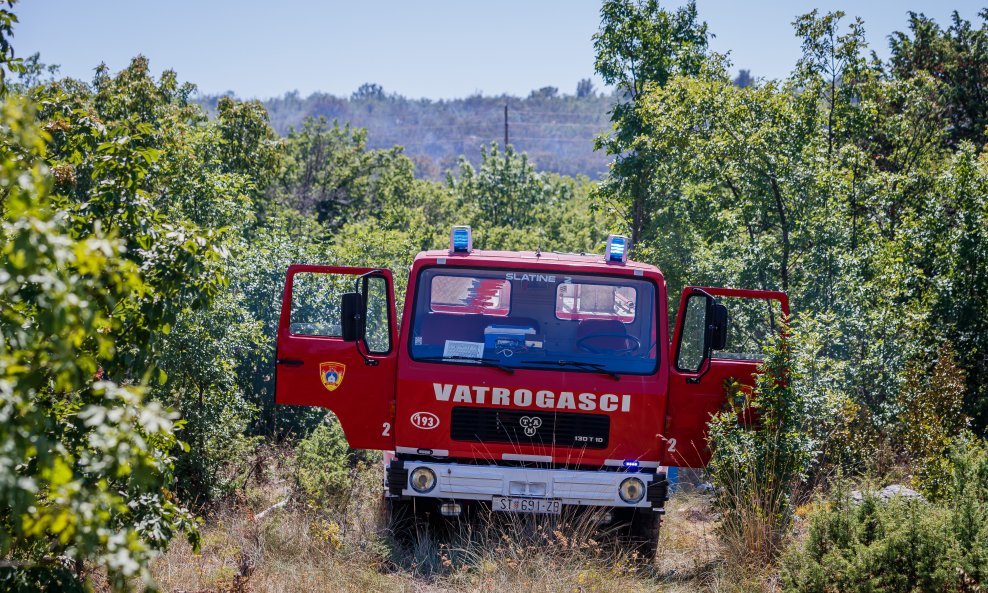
<box><xmin>0</xmin><ymin>99</ymin><xmax>199</xmax><ymax>590</ymax></box>
<box><xmin>782</xmin><ymin>436</ymin><xmax>988</xmax><ymax>592</ymax></box>
<box><xmin>707</xmin><ymin>327</ymin><xmax>813</xmax><ymax>565</ymax></box>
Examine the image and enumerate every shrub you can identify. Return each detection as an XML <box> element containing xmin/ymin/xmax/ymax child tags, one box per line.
<box><xmin>946</xmin><ymin>435</ymin><xmax>988</xmax><ymax>585</ymax></box>
<box><xmin>707</xmin><ymin>327</ymin><xmax>813</xmax><ymax>564</ymax></box>
<box><xmin>792</xmin><ymin>313</ymin><xmax>879</xmax><ymax>476</ymax></box>
<box><xmin>782</xmin><ymin>491</ymin><xmax>955</xmax><ymax>593</ymax></box>
<box><xmin>294</xmin><ymin>417</ymin><xmax>379</xmax><ymax>510</ymax></box>
<box><xmin>783</xmin><ymin>436</ymin><xmax>988</xmax><ymax>592</ymax></box>
<box><xmin>897</xmin><ymin>343</ymin><xmax>969</xmax><ymax>499</ymax></box>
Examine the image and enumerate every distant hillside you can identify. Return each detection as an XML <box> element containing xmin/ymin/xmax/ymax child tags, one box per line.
<box><xmin>197</xmin><ymin>85</ymin><xmax>616</xmax><ymax>180</ymax></box>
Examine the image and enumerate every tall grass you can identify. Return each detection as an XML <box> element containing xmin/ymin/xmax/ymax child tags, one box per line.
<box><xmin>145</xmin><ymin>446</ymin><xmax>757</xmax><ymax>593</ymax></box>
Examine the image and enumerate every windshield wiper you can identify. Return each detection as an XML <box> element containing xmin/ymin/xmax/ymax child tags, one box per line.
<box><xmin>415</xmin><ymin>355</ymin><xmax>515</xmax><ymax>375</ymax></box>
<box><xmin>519</xmin><ymin>359</ymin><xmax>620</xmax><ymax>381</ymax></box>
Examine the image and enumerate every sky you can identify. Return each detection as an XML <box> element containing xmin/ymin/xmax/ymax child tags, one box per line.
<box><xmin>16</xmin><ymin>0</ymin><xmax>985</xmax><ymax>100</ymax></box>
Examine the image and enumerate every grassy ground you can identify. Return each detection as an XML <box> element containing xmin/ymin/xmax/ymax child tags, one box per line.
<box><xmin>146</xmin><ymin>448</ymin><xmax>778</xmax><ymax>593</ymax></box>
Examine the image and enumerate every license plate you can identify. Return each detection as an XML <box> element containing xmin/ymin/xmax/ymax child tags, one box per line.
<box><xmin>492</xmin><ymin>496</ymin><xmax>562</xmax><ymax>515</ymax></box>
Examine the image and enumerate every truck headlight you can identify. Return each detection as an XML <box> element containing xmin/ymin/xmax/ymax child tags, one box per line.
<box><xmin>409</xmin><ymin>467</ymin><xmax>437</xmax><ymax>493</ymax></box>
<box><xmin>619</xmin><ymin>477</ymin><xmax>645</xmax><ymax>504</ymax></box>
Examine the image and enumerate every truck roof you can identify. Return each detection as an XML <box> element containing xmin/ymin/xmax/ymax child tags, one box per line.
<box><xmin>415</xmin><ymin>249</ymin><xmax>662</xmax><ymax>275</ymax></box>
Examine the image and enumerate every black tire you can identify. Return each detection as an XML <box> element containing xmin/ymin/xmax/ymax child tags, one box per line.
<box><xmin>385</xmin><ymin>496</ymin><xmax>417</xmax><ymax>544</ymax></box>
<box><xmin>615</xmin><ymin>507</ymin><xmax>661</xmax><ymax>561</ymax></box>
<box><xmin>387</xmin><ymin>497</ymin><xmax>455</xmax><ymax>544</ymax></box>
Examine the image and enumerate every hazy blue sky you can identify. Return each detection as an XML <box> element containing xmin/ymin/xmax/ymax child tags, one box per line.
<box><xmin>17</xmin><ymin>1</ymin><xmax>984</xmax><ymax>100</ymax></box>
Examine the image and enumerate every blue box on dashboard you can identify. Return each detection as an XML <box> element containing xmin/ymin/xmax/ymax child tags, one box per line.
<box><xmin>484</xmin><ymin>325</ymin><xmax>537</xmax><ymax>350</ymax></box>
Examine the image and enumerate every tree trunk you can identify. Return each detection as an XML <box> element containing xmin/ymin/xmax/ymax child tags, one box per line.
<box><xmin>769</xmin><ymin>175</ymin><xmax>791</xmax><ymax>293</ymax></box>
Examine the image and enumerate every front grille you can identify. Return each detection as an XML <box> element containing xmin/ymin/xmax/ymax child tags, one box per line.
<box><xmin>450</xmin><ymin>407</ymin><xmax>609</xmax><ymax>449</ymax></box>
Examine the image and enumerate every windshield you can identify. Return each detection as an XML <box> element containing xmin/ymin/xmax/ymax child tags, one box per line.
<box><xmin>408</xmin><ymin>267</ymin><xmax>657</xmax><ymax>374</ymax></box>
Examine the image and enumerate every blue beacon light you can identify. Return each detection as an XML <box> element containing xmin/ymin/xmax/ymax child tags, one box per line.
<box><xmin>450</xmin><ymin>225</ymin><xmax>473</xmax><ymax>254</ymax></box>
<box><xmin>606</xmin><ymin>234</ymin><xmax>630</xmax><ymax>264</ymax></box>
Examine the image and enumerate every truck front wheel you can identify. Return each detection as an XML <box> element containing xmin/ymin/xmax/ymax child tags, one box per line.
<box><xmin>385</xmin><ymin>497</ymin><xmax>451</xmax><ymax>544</ymax></box>
<box><xmin>615</xmin><ymin>507</ymin><xmax>661</xmax><ymax>561</ymax></box>
<box><xmin>385</xmin><ymin>497</ymin><xmax>416</xmax><ymax>544</ymax></box>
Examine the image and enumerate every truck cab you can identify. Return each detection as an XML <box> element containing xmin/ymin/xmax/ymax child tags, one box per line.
<box><xmin>275</xmin><ymin>227</ymin><xmax>787</xmax><ymax>552</ymax></box>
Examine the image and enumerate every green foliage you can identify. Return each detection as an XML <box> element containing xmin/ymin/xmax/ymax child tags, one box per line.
<box><xmin>0</xmin><ymin>0</ymin><xmax>22</xmax><ymax>94</ymax></box>
<box><xmin>274</xmin><ymin>116</ymin><xmax>414</xmax><ymax>229</ymax></box>
<box><xmin>28</xmin><ymin>57</ymin><xmax>286</xmax><ymax>510</ymax></box>
<box><xmin>783</xmin><ymin>436</ymin><xmax>988</xmax><ymax>592</ymax></box>
<box><xmin>790</xmin><ymin>314</ymin><xmax>875</xmax><ymax>474</ymax></box>
<box><xmin>604</xmin><ymin>5</ymin><xmax>988</xmax><ymax>441</ymax></box>
<box><xmin>0</xmin><ymin>99</ymin><xmax>198</xmax><ymax>590</ymax></box>
<box><xmin>783</xmin><ymin>493</ymin><xmax>956</xmax><ymax>592</ymax></box>
<box><xmin>294</xmin><ymin>418</ymin><xmax>377</xmax><ymax>510</ymax></box>
<box><xmin>448</xmin><ymin>142</ymin><xmax>569</xmax><ymax>229</ymax></box>
<box><xmin>898</xmin><ymin>344</ymin><xmax>969</xmax><ymax>499</ymax></box>
<box><xmin>155</xmin><ymin>289</ymin><xmax>265</xmax><ymax>503</ymax></box>
<box><xmin>10</xmin><ymin>52</ymin><xmax>59</xmax><ymax>92</ymax></box>
<box><xmin>889</xmin><ymin>10</ymin><xmax>988</xmax><ymax>148</ymax></box>
<box><xmin>947</xmin><ymin>435</ymin><xmax>988</xmax><ymax>585</ymax></box>
<box><xmin>707</xmin><ymin>328</ymin><xmax>813</xmax><ymax>563</ymax></box>
<box><xmin>37</xmin><ymin>57</ymin><xmax>229</xmax><ymax>379</ymax></box>
<box><xmin>593</xmin><ymin>0</ymin><xmax>709</xmax><ymax>245</ymax></box>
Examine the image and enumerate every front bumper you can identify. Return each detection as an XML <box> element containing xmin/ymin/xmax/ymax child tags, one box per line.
<box><xmin>386</xmin><ymin>458</ymin><xmax>668</xmax><ymax>510</ymax></box>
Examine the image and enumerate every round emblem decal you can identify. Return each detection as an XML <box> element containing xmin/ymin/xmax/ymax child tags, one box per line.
<box><xmin>410</xmin><ymin>411</ymin><xmax>440</xmax><ymax>430</ymax></box>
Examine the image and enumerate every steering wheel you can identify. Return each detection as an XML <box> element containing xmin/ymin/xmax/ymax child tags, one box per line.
<box><xmin>576</xmin><ymin>333</ymin><xmax>641</xmax><ymax>355</ymax></box>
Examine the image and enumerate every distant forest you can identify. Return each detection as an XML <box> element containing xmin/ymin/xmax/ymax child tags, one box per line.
<box><xmin>197</xmin><ymin>72</ymin><xmax>756</xmax><ymax>181</ymax></box>
<box><xmin>197</xmin><ymin>81</ymin><xmax>618</xmax><ymax>180</ymax></box>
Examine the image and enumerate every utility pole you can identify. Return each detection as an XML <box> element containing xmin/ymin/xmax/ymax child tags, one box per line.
<box><xmin>504</xmin><ymin>103</ymin><xmax>509</xmax><ymax>148</ymax></box>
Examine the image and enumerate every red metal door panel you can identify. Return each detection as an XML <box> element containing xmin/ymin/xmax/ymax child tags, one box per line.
<box><xmin>275</xmin><ymin>264</ymin><xmax>397</xmax><ymax>450</ymax></box>
<box><xmin>661</xmin><ymin>286</ymin><xmax>789</xmax><ymax>468</ymax></box>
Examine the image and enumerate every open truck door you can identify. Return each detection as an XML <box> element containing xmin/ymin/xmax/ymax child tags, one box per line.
<box><xmin>662</xmin><ymin>286</ymin><xmax>789</xmax><ymax>468</ymax></box>
<box><xmin>275</xmin><ymin>264</ymin><xmax>397</xmax><ymax>450</ymax></box>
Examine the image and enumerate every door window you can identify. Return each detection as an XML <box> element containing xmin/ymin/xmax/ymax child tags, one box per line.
<box><xmin>288</xmin><ymin>271</ymin><xmax>392</xmax><ymax>354</ymax></box>
<box><xmin>289</xmin><ymin>272</ymin><xmax>351</xmax><ymax>336</ymax></box>
<box><xmin>676</xmin><ymin>295</ymin><xmax>707</xmax><ymax>372</ymax></box>
<box><xmin>675</xmin><ymin>292</ymin><xmax>785</xmax><ymax>372</ymax></box>
<box><xmin>716</xmin><ymin>296</ymin><xmax>783</xmax><ymax>361</ymax></box>
<box><xmin>365</xmin><ymin>275</ymin><xmax>392</xmax><ymax>354</ymax></box>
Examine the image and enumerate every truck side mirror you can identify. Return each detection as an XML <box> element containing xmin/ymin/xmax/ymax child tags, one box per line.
<box><xmin>341</xmin><ymin>292</ymin><xmax>363</xmax><ymax>342</ymax></box>
<box><xmin>707</xmin><ymin>301</ymin><xmax>728</xmax><ymax>351</ymax></box>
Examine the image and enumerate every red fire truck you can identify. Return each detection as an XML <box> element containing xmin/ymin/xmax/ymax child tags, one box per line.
<box><xmin>276</xmin><ymin>226</ymin><xmax>788</xmax><ymax>554</ymax></box>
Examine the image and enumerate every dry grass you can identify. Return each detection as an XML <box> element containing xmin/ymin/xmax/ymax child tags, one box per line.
<box><xmin>144</xmin><ymin>449</ymin><xmax>781</xmax><ymax>593</ymax></box>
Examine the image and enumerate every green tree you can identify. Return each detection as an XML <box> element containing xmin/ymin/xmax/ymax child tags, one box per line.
<box><xmin>732</xmin><ymin>68</ymin><xmax>753</xmax><ymax>88</ymax></box>
<box><xmin>889</xmin><ymin>10</ymin><xmax>988</xmax><ymax>148</ymax></box>
<box><xmin>31</xmin><ymin>56</ymin><xmax>290</xmax><ymax>504</ymax></box>
<box><xmin>446</xmin><ymin>142</ymin><xmax>571</xmax><ymax>231</ymax></box>
<box><xmin>0</xmin><ymin>0</ymin><xmax>22</xmax><ymax>95</ymax></box>
<box><xmin>576</xmin><ymin>78</ymin><xmax>596</xmax><ymax>98</ymax></box>
<box><xmin>623</xmin><ymin>9</ymin><xmax>983</xmax><ymax>435</ymax></box>
<box><xmin>275</xmin><ymin>116</ymin><xmax>413</xmax><ymax>229</ymax></box>
<box><xmin>0</xmin><ymin>98</ymin><xmax>198</xmax><ymax>591</ymax></box>
<box><xmin>351</xmin><ymin>82</ymin><xmax>385</xmax><ymax>101</ymax></box>
<box><xmin>593</xmin><ymin>0</ymin><xmax>709</xmax><ymax>247</ymax></box>
<box><xmin>528</xmin><ymin>86</ymin><xmax>559</xmax><ymax>99</ymax></box>
<box><xmin>708</xmin><ymin>329</ymin><xmax>813</xmax><ymax>564</ymax></box>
